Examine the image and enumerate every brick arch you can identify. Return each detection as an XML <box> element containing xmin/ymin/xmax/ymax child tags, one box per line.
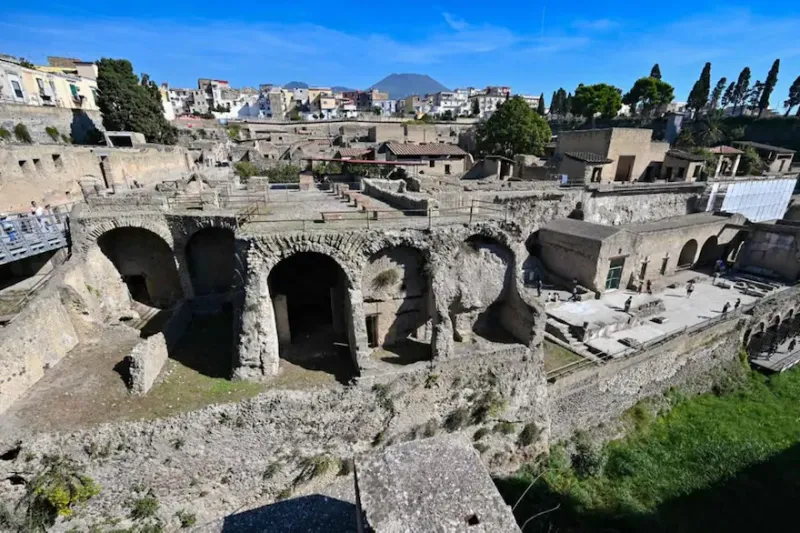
<box><xmin>253</xmin><ymin>236</ymin><xmax>362</xmax><ymax>286</ymax></box>
<box><xmin>175</xmin><ymin>218</ymin><xmax>238</xmax><ymax>253</ymax></box>
<box><xmin>78</xmin><ymin>218</ymin><xmax>175</xmax><ymax>254</ymax></box>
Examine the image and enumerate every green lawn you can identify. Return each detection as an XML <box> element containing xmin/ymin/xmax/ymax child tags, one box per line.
<box><xmin>497</xmin><ymin>363</ymin><xmax>800</xmax><ymax>533</ymax></box>
<box><xmin>543</xmin><ymin>339</ymin><xmax>585</xmax><ymax>374</ymax></box>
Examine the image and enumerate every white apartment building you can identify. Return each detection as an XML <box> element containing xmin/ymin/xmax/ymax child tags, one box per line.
<box><xmin>469</xmin><ymin>93</ymin><xmax>506</xmax><ymax>118</ymax></box>
<box><xmin>519</xmin><ymin>94</ymin><xmax>541</xmax><ymax>111</ymax></box>
<box><xmin>430</xmin><ymin>91</ymin><xmax>469</xmax><ymax>116</ymax></box>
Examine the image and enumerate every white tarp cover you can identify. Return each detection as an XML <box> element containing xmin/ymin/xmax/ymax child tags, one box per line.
<box><xmin>716</xmin><ymin>178</ymin><xmax>795</xmax><ymax>222</ymax></box>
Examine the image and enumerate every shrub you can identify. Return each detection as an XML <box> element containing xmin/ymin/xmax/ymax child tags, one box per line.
<box><xmin>571</xmin><ymin>431</ymin><xmax>605</xmax><ymax>478</ymax></box>
<box><xmin>130</xmin><ymin>493</ymin><xmax>159</xmax><ymax>520</ymax></box>
<box><xmin>494</xmin><ymin>421</ymin><xmax>516</xmax><ymax>435</ymax></box>
<box><xmin>472</xmin><ymin>390</ymin><xmax>507</xmax><ymax>423</ymax></box>
<box><xmin>371</xmin><ymin>269</ymin><xmax>400</xmax><ymax>290</ymax></box>
<box><xmin>276</xmin><ymin>488</ymin><xmax>292</xmax><ymax>500</ymax></box>
<box><xmin>473</xmin><ymin>427</ymin><xmax>491</xmax><ymax>441</ymax></box>
<box><xmin>234</xmin><ymin>161</ymin><xmax>261</xmax><ymax>179</ymax></box>
<box><xmin>226</xmin><ymin>124</ymin><xmax>241</xmax><ymax>139</ymax></box>
<box><xmin>60</xmin><ymin>133</ymin><xmax>72</xmax><ymax>144</ymax></box>
<box><xmin>18</xmin><ymin>456</ymin><xmax>101</xmax><ymax>530</ymax></box>
<box><xmin>265</xmin><ymin>164</ymin><xmax>300</xmax><ymax>184</ymax></box>
<box><xmin>297</xmin><ymin>455</ymin><xmax>336</xmax><ymax>484</ymax></box>
<box><xmin>444</xmin><ymin>407</ymin><xmax>470</xmax><ymax>431</ymax></box>
<box><xmin>14</xmin><ymin>123</ymin><xmax>32</xmax><ymax>143</ymax></box>
<box><xmin>45</xmin><ymin>126</ymin><xmax>60</xmax><ymax>142</ymax></box>
<box><xmin>372</xmin><ymin>383</ymin><xmax>394</xmax><ymax>413</ymax></box>
<box><xmin>517</xmin><ymin>423</ymin><xmax>540</xmax><ymax>447</ymax></box>
<box><xmin>176</xmin><ymin>509</ymin><xmax>196</xmax><ymax>528</ymax></box>
<box><xmin>424</xmin><ymin>374</ymin><xmax>440</xmax><ymax>389</ymax></box>
<box><xmin>0</xmin><ymin>127</ymin><xmax>11</xmax><ymax>141</ymax></box>
<box><xmin>263</xmin><ymin>462</ymin><xmax>282</xmax><ymax>480</ymax></box>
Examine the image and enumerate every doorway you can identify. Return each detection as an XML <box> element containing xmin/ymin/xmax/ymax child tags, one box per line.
<box><xmin>366</xmin><ymin>315</ymin><xmax>379</xmax><ymax>348</ymax></box>
<box><xmin>615</xmin><ymin>156</ymin><xmax>635</xmax><ymax>181</ymax></box>
<box><xmin>605</xmin><ymin>257</ymin><xmax>625</xmax><ymax>290</ymax></box>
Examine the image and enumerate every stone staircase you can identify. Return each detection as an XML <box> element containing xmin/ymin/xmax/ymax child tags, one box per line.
<box><xmin>545</xmin><ymin>316</ymin><xmax>584</xmax><ymax>350</ymax></box>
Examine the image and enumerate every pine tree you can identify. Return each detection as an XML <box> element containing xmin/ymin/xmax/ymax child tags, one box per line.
<box><xmin>759</xmin><ymin>59</ymin><xmax>780</xmax><ymax>116</ymax></box>
<box><xmin>550</xmin><ymin>90</ymin><xmax>559</xmax><ymax>115</ymax></box>
<box><xmin>537</xmin><ymin>92</ymin><xmax>546</xmax><ymax>116</ymax></box>
<box><xmin>733</xmin><ymin>67</ymin><xmax>751</xmax><ymax>115</ymax></box>
<box><xmin>96</xmin><ymin>59</ymin><xmax>176</xmax><ymax>144</ymax></box>
<box><xmin>709</xmin><ymin>77</ymin><xmax>727</xmax><ymax>110</ymax></box>
<box><xmin>687</xmin><ymin>62</ymin><xmax>712</xmax><ymax>115</ymax></box>
<box><xmin>650</xmin><ymin>64</ymin><xmax>662</xmax><ymax>80</ymax></box>
<box><xmin>785</xmin><ymin>75</ymin><xmax>800</xmax><ymax>116</ymax></box>
<box><xmin>722</xmin><ymin>82</ymin><xmax>736</xmax><ymax>109</ymax></box>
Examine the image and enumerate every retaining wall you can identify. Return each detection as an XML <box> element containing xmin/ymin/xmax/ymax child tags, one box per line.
<box><xmin>0</xmin><ymin>103</ymin><xmax>103</xmax><ymax>144</ymax></box>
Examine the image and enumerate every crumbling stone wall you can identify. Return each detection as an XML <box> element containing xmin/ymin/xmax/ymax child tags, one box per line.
<box><xmin>0</xmin><ymin>103</ymin><xmax>103</xmax><ymax>144</ymax></box>
<box><xmin>549</xmin><ymin>317</ymin><xmax>742</xmax><ymax>440</ymax></box>
<box><xmin>127</xmin><ymin>333</ymin><xmax>168</xmax><ymax>394</ymax></box>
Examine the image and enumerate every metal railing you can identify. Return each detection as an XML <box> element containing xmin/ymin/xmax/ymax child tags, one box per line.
<box><xmin>0</xmin><ymin>213</ymin><xmax>69</xmax><ymax>266</ymax></box>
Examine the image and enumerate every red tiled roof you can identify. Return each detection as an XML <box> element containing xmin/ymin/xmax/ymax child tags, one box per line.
<box><xmin>385</xmin><ymin>143</ymin><xmax>467</xmax><ymax>157</ymax></box>
<box><xmin>709</xmin><ymin>145</ymin><xmax>744</xmax><ymax>155</ymax></box>
<box><xmin>336</xmin><ymin>148</ymin><xmax>371</xmax><ymax>157</ymax></box>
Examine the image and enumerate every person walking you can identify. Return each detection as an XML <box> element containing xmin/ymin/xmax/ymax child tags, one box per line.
<box><xmin>686</xmin><ymin>281</ymin><xmax>695</xmax><ymax>298</ymax></box>
<box><xmin>536</xmin><ymin>278</ymin><xmax>542</xmax><ymax>297</ymax></box>
<box><xmin>721</xmin><ymin>302</ymin><xmax>730</xmax><ymax>315</ymax></box>
<box><xmin>734</xmin><ymin>298</ymin><xmax>741</xmax><ymax>310</ymax></box>
<box><xmin>646</xmin><ymin>279</ymin><xmax>652</xmax><ymax>294</ymax></box>
<box><xmin>624</xmin><ymin>296</ymin><xmax>633</xmax><ymax>313</ymax></box>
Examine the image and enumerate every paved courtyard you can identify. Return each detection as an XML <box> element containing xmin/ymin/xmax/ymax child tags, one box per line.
<box><xmin>547</xmin><ymin>271</ymin><xmax>772</xmax><ymax>358</ymax></box>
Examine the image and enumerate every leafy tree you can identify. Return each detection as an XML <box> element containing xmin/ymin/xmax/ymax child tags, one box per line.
<box><xmin>265</xmin><ymin>164</ymin><xmax>300</xmax><ymax>183</ymax></box>
<box><xmin>747</xmin><ymin>81</ymin><xmax>764</xmax><ymax>113</ymax></box>
<box><xmin>623</xmin><ymin>77</ymin><xmax>675</xmax><ymax>117</ymax></box>
<box><xmin>440</xmin><ymin>109</ymin><xmax>454</xmax><ymax>121</ymax></box>
<box><xmin>738</xmin><ymin>146</ymin><xmax>766</xmax><ymax>175</ymax></box>
<box><xmin>572</xmin><ymin>83</ymin><xmax>623</xmax><ymax>125</ymax></box>
<box><xmin>696</xmin><ymin>116</ymin><xmax>726</xmax><ymax>147</ymax></box>
<box><xmin>96</xmin><ymin>59</ymin><xmax>177</xmax><ymax>144</ymax></box>
<box><xmin>675</xmin><ymin>127</ymin><xmax>695</xmax><ymax>148</ymax></box>
<box><xmin>537</xmin><ymin>92</ymin><xmax>546</xmax><ymax>116</ymax></box>
<box><xmin>650</xmin><ymin>64</ymin><xmax>662</xmax><ymax>80</ymax></box>
<box><xmin>709</xmin><ymin>77</ymin><xmax>727</xmax><ymax>110</ymax></box>
<box><xmin>722</xmin><ymin>81</ymin><xmax>736</xmax><ymax>109</ymax></box>
<box><xmin>759</xmin><ymin>59</ymin><xmax>780</xmax><ymax>116</ymax></box>
<box><xmin>785</xmin><ymin>75</ymin><xmax>800</xmax><ymax>116</ymax></box>
<box><xmin>687</xmin><ymin>62</ymin><xmax>712</xmax><ymax>115</ymax></box>
<box><xmin>234</xmin><ymin>161</ymin><xmax>261</xmax><ymax>180</ymax></box>
<box><xmin>18</xmin><ymin>58</ymin><xmax>35</xmax><ymax>69</ymax></box>
<box><xmin>475</xmin><ymin>95</ymin><xmax>551</xmax><ymax>157</ymax></box>
<box><xmin>471</xmin><ymin>98</ymin><xmax>480</xmax><ymax>116</ymax></box>
<box><xmin>732</xmin><ymin>67</ymin><xmax>751</xmax><ymax>115</ymax></box>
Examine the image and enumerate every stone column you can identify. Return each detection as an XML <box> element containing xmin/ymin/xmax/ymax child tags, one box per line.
<box><xmin>731</xmin><ymin>154</ymin><xmax>741</xmax><ymax>177</ymax></box>
<box><xmin>233</xmin><ymin>267</ymin><xmax>279</xmax><ymax>380</ymax></box>
<box><xmin>173</xmin><ymin>251</ymin><xmax>195</xmax><ymax>300</ymax></box>
<box><xmin>345</xmin><ymin>286</ymin><xmax>370</xmax><ymax>371</ymax></box>
<box><xmin>714</xmin><ymin>156</ymin><xmax>723</xmax><ymax>178</ymax></box>
<box><xmin>273</xmin><ymin>294</ymin><xmax>291</xmax><ymax>345</ymax></box>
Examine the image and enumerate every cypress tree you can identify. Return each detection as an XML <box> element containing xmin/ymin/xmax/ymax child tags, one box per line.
<box><xmin>759</xmin><ymin>59</ymin><xmax>780</xmax><ymax>116</ymax></box>
<box><xmin>650</xmin><ymin>64</ymin><xmax>662</xmax><ymax>80</ymax></box>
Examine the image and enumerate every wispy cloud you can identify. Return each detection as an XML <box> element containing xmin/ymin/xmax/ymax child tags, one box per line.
<box><xmin>572</xmin><ymin>19</ymin><xmax>620</xmax><ymax>31</ymax></box>
<box><xmin>442</xmin><ymin>12</ymin><xmax>469</xmax><ymax>31</ymax></box>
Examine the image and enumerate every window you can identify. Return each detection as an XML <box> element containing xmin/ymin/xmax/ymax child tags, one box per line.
<box><xmin>429</xmin><ymin>160</ymin><xmax>435</xmax><ymax>168</ymax></box>
<box><xmin>676</xmin><ymin>167</ymin><xmax>685</xmax><ymax>179</ymax></box>
<box><xmin>36</xmin><ymin>78</ymin><xmax>45</xmax><ymax>92</ymax></box>
<box><xmin>605</xmin><ymin>257</ymin><xmax>625</xmax><ymax>290</ymax></box>
<box><xmin>445</xmin><ymin>164</ymin><xmax>451</xmax><ymax>175</ymax></box>
<box><xmin>70</xmin><ymin>84</ymin><xmax>80</xmax><ymax>98</ymax></box>
<box><xmin>591</xmin><ymin>167</ymin><xmax>602</xmax><ymax>182</ymax></box>
<box><xmin>366</xmin><ymin>315</ymin><xmax>379</xmax><ymax>348</ymax></box>
<box><xmin>49</xmin><ymin>80</ymin><xmax>56</xmax><ymax>96</ymax></box>
<box><xmin>11</xmin><ymin>80</ymin><xmax>23</xmax><ymax>99</ymax></box>
<box><xmin>692</xmin><ymin>165</ymin><xmax>701</xmax><ymax>178</ymax></box>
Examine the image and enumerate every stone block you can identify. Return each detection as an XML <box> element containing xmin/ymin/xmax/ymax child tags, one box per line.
<box><xmin>127</xmin><ymin>333</ymin><xmax>168</xmax><ymax>395</ymax></box>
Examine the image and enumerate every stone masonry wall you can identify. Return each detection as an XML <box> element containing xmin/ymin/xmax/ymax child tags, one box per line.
<box><xmin>549</xmin><ymin>317</ymin><xmax>742</xmax><ymax>440</ymax></box>
<box><xmin>127</xmin><ymin>333</ymin><xmax>169</xmax><ymax>394</ymax></box>
<box><xmin>0</xmin><ymin>103</ymin><xmax>104</xmax><ymax>144</ymax></box>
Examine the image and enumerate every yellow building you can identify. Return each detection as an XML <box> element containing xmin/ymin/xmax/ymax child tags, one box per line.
<box><xmin>307</xmin><ymin>87</ymin><xmax>332</xmax><ymax>105</ymax></box>
<box><xmin>1</xmin><ymin>56</ymin><xmax>99</xmax><ymax>111</ymax></box>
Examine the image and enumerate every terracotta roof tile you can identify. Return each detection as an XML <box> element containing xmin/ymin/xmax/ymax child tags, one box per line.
<box><xmin>385</xmin><ymin>143</ymin><xmax>467</xmax><ymax>157</ymax></box>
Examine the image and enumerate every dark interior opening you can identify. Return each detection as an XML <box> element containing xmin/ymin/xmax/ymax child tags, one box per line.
<box><xmin>123</xmin><ymin>274</ymin><xmax>150</xmax><ymax>305</ymax></box>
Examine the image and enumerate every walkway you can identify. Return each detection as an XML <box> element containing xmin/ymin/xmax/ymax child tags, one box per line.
<box><xmin>0</xmin><ymin>213</ymin><xmax>69</xmax><ymax>266</ymax></box>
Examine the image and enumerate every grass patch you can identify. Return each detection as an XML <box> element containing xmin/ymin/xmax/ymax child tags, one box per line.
<box><xmin>130</xmin><ymin>493</ymin><xmax>159</xmax><ymax>520</ymax></box>
<box><xmin>497</xmin><ymin>366</ymin><xmax>800</xmax><ymax>532</ymax></box>
<box><xmin>296</xmin><ymin>455</ymin><xmax>337</xmax><ymax>484</ymax></box>
<box><xmin>14</xmin><ymin>123</ymin><xmax>32</xmax><ymax>143</ymax></box>
<box><xmin>444</xmin><ymin>407</ymin><xmax>470</xmax><ymax>432</ymax></box>
<box><xmin>176</xmin><ymin>509</ymin><xmax>196</xmax><ymax>528</ymax></box>
<box><xmin>45</xmin><ymin>126</ymin><xmax>60</xmax><ymax>142</ymax></box>
<box><xmin>543</xmin><ymin>339</ymin><xmax>584</xmax><ymax>374</ymax></box>
<box><xmin>494</xmin><ymin>421</ymin><xmax>516</xmax><ymax>435</ymax></box>
<box><xmin>0</xmin><ymin>127</ymin><xmax>12</xmax><ymax>141</ymax></box>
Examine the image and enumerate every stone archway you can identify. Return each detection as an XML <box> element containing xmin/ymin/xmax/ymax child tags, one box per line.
<box><xmin>696</xmin><ymin>235</ymin><xmax>719</xmax><ymax>267</ymax></box>
<box><xmin>362</xmin><ymin>246</ymin><xmax>433</xmax><ymax>364</ymax></box>
<box><xmin>185</xmin><ymin>227</ymin><xmax>235</xmax><ymax>296</ymax></box>
<box><xmin>97</xmin><ymin>227</ymin><xmax>183</xmax><ymax>308</ymax></box>
<box><xmin>677</xmin><ymin>239</ymin><xmax>699</xmax><ymax>268</ymax></box>
<box><xmin>267</xmin><ymin>251</ymin><xmax>356</xmax><ymax>381</ymax></box>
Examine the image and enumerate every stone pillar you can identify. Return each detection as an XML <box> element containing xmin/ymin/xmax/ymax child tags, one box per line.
<box><xmin>233</xmin><ymin>267</ymin><xmax>279</xmax><ymax>380</ymax></box>
<box><xmin>731</xmin><ymin>154</ymin><xmax>741</xmax><ymax>177</ymax></box>
<box><xmin>345</xmin><ymin>286</ymin><xmax>370</xmax><ymax>371</ymax></box>
<box><xmin>714</xmin><ymin>156</ymin><xmax>723</xmax><ymax>178</ymax></box>
<box><xmin>173</xmin><ymin>251</ymin><xmax>195</xmax><ymax>300</ymax></box>
<box><xmin>273</xmin><ymin>294</ymin><xmax>291</xmax><ymax>345</ymax></box>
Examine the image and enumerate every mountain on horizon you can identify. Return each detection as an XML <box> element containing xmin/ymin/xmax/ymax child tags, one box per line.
<box><xmin>283</xmin><ymin>81</ymin><xmax>309</xmax><ymax>89</ymax></box>
<box><xmin>369</xmin><ymin>73</ymin><xmax>449</xmax><ymax>100</ymax></box>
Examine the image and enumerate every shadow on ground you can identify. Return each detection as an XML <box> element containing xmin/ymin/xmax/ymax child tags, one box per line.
<box><xmin>203</xmin><ymin>495</ymin><xmax>357</xmax><ymax>533</ymax></box>
<box><xmin>495</xmin><ymin>442</ymin><xmax>800</xmax><ymax>533</ymax></box>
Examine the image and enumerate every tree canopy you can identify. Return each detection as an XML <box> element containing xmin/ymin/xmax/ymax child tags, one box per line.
<box><xmin>709</xmin><ymin>77</ymin><xmax>727</xmax><ymax>110</ymax></box>
<box><xmin>733</xmin><ymin>67</ymin><xmax>751</xmax><ymax>114</ymax></box>
<box><xmin>785</xmin><ymin>76</ymin><xmax>800</xmax><ymax>116</ymax></box>
<box><xmin>573</xmin><ymin>83</ymin><xmax>623</xmax><ymax>121</ymax></box>
<box><xmin>759</xmin><ymin>59</ymin><xmax>780</xmax><ymax>116</ymax></box>
<box><xmin>623</xmin><ymin>77</ymin><xmax>674</xmax><ymax>117</ymax></box>
<box><xmin>537</xmin><ymin>93</ymin><xmax>546</xmax><ymax>116</ymax></box>
<box><xmin>687</xmin><ymin>62</ymin><xmax>712</xmax><ymax>115</ymax></box>
<box><xmin>95</xmin><ymin>58</ymin><xmax>176</xmax><ymax>144</ymax></box>
<box><xmin>475</xmin><ymin>96</ymin><xmax>551</xmax><ymax>158</ymax></box>
<box><xmin>650</xmin><ymin>64</ymin><xmax>662</xmax><ymax>80</ymax></box>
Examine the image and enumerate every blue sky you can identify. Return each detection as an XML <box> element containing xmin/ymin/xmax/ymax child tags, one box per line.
<box><xmin>2</xmin><ymin>2</ymin><xmax>799</xmax><ymax>110</ymax></box>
